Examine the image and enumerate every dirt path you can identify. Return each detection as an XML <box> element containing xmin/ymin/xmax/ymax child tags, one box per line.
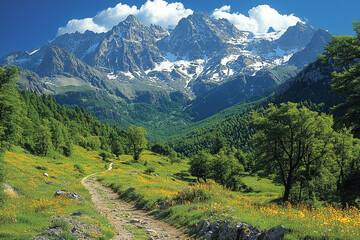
<box><xmin>81</xmin><ymin>163</ymin><xmax>191</xmax><ymax>240</ymax></box>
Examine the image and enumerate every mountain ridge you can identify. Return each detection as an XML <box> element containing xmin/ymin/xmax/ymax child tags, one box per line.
<box><xmin>0</xmin><ymin>12</ymin><xmax>332</xmax><ymax>131</ymax></box>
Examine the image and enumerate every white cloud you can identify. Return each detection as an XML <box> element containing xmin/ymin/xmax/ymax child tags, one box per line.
<box><xmin>57</xmin><ymin>0</ymin><xmax>193</xmax><ymax>35</ymax></box>
<box><xmin>93</xmin><ymin>3</ymin><xmax>138</xmax><ymax>28</ymax></box>
<box><xmin>136</xmin><ymin>0</ymin><xmax>193</xmax><ymax>29</ymax></box>
<box><xmin>58</xmin><ymin>2</ymin><xmax>301</xmax><ymax>36</ymax></box>
<box><xmin>58</xmin><ymin>18</ymin><xmax>107</xmax><ymax>35</ymax></box>
<box><xmin>212</xmin><ymin>5</ymin><xmax>302</xmax><ymax>34</ymax></box>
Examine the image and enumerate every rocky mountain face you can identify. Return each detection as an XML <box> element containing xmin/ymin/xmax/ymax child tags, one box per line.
<box><xmin>157</xmin><ymin>12</ymin><xmax>247</xmax><ymax>60</ymax></box>
<box><xmin>0</xmin><ymin>12</ymin><xmax>332</xmax><ymax>123</ymax></box>
<box><xmin>274</xmin><ymin>59</ymin><xmax>342</xmax><ymax>111</ymax></box>
<box><xmin>49</xmin><ymin>30</ymin><xmax>105</xmax><ymax>61</ymax></box>
<box><xmin>288</xmin><ymin>28</ymin><xmax>332</xmax><ymax>68</ymax></box>
<box><xmin>188</xmin><ymin>66</ymin><xmax>298</xmax><ymax>120</ymax></box>
<box><xmin>37</xmin><ymin>46</ymin><xmax>107</xmax><ymax>87</ymax></box>
<box><xmin>86</xmin><ymin>15</ymin><xmax>168</xmax><ymax>72</ymax></box>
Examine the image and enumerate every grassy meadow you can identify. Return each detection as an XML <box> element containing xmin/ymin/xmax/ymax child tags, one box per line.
<box><xmin>98</xmin><ymin>151</ymin><xmax>360</xmax><ymax>240</ymax></box>
<box><xmin>1</xmin><ymin>146</ymin><xmax>359</xmax><ymax>239</ymax></box>
<box><xmin>0</xmin><ymin>146</ymin><xmax>115</xmax><ymax>240</ymax></box>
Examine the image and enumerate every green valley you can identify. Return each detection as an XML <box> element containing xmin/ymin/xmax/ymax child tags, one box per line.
<box><xmin>0</xmin><ymin>2</ymin><xmax>360</xmax><ymax>238</ymax></box>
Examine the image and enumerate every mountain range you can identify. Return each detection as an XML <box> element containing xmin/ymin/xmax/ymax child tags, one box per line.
<box><xmin>0</xmin><ymin>12</ymin><xmax>332</xmax><ymax>131</ymax></box>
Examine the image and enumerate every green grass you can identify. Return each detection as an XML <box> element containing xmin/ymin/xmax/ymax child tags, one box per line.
<box><xmin>3</xmin><ymin>146</ymin><xmax>359</xmax><ymax>239</ymax></box>
<box><xmin>98</xmin><ymin>151</ymin><xmax>360</xmax><ymax>240</ymax></box>
<box><xmin>123</xmin><ymin>224</ymin><xmax>149</xmax><ymax>239</ymax></box>
<box><xmin>0</xmin><ymin>145</ymin><xmax>115</xmax><ymax>239</ymax></box>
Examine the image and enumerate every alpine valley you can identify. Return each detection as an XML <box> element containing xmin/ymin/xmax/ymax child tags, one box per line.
<box><xmin>3</xmin><ymin>1</ymin><xmax>360</xmax><ymax>239</ymax></box>
<box><xmin>0</xmin><ymin>12</ymin><xmax>332</xmax><ymax>138</ymax></box>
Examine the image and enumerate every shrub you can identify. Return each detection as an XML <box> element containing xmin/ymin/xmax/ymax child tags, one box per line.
<box><xmin>51</xmin><ymin>218</ymin><xmax>70</xmax><ymax>231</ymax></box>
<box><xmin>144</xmin><ymin>167</ymin><xmax>155</xmax><ymax>175</ymax></box>
<box><xmin>74</xmin><ymin>164</ymin><xmax>85</xmax><ymax>175</ymax></box>
<box><xmin>174</xmin><ymin>187</ymin><xmax>211</xmax><ymax>204</ymax></box>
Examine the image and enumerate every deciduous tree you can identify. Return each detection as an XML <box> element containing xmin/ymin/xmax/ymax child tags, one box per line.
<box><xmin>252</xmin><ymin>102</ymin><xmax>334</xmax><ymax>202</ymax></box>
<box><xmin>128</xmin><ymin>125</ymin><xmax>147</xmax><ymax>161</ymax></box>
<box><xmin>189</xmin><ymin>151</ymin><xmax>212</xmax><ymax>182</ymax></box>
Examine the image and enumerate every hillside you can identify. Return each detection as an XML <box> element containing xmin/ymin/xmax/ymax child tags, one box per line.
<box><xmin>168</xmin><ymin>58</ymin><xmax>345</xmax><ymax>157</ymax></box>
<box><xmin>1</xmin><ymin>145</ymin><xmax>115</xmax><ymax>239</ymax></box>
<box><xmin>3</xmin><ymin>145</ymin><xmax>359</xmax><ymax>239</ymax></box>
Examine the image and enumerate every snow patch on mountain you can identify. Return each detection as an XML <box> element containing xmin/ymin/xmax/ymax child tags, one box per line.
<box><xmin>221</xmin><ymin>68</ymin><xmax>235</xmax><ymax>76</ymax></box>
<box><xmin>29</xmin><ymin>48</ymin><xmax>40</xmax><ymax>55</ymax></box>
<box><xmin>148</xmin><ymin>59</ymin><xmax>205</xmax><ymax>76</ymax></box>
<box><xmin>273</xmin><ymin>53</ymin><xmax>295</xmax><ymax>65</ymax></box>
<box><xmin>252</xmin><ymin>29</ymin><xmax>286</xmax><ymax>41</ymax></box>
<box><xmin>107</xmin><ymin>72</ymin><xmax>117</xmax><ymax>80</ymax></box>
<box><xmin>221</xmin><ymin>55</ymin><xmax>240</xmax><ymax>65</ymax></box>
<box><xmin>121</xmin><ymin>71</ymin><xmax>135</xmax><ymax>79</ymax></box>
<box><xmin>211</xmin><ymin>73</ymin><xmax>220</xmax><ymax>81</ymax></box>
<box><xmin>152</xmin><ymin>61</ymin><xmax>174</xmax><ymax>72</ymax></box>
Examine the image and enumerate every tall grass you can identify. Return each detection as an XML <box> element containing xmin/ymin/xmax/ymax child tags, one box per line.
<box><xmin>0</xmin><ymin>146</ymin><xmax>115</xmax><ymax>239</ymax></box>
<box><xmin>99</xmin><ymin>151</ymin><xmax>360</xmax><ymax>239</ymax></box>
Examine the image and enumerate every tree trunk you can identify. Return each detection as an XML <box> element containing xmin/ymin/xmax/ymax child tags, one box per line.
<box><xmin>283</xmin><ymin>177</ymin><xmax>293</xmax><ymax>202</ymax></box>
<box><xmin>298</xmin><ymin>180</ymin><xmax>303</xmax><ymax>202</ymax></box>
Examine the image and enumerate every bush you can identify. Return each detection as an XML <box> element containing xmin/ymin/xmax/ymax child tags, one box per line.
<box><xmin>151</xmin><ymin>143</ymin><xmax>171</xmax><ymax>156</ymax></box>
<box><xmin>174</xmin><ymin>187</ymin><xmax>211</xmax><ymax>204</ymax></box>
<box><xmin>144</xmin><ymin>167</ymin><xmax>155</xmax><ymax>175</ymax></box>
<box><xmin>51</xmin><ymin>218</ymin><xmax>70</xmax><ymax>231</ymax></box>
<box><xmin>74</xmin><ymin>164</ymin><xmax>85</xmax><ymax>175</ymax></box>
<box><xmin>34</xmin><ymin>165</ymin><xmax>47</xmax><ymax>171</ymax></box>
<box><xmin>99</xmin><ymin>152</ymin><xmax>111</xmax><ymax>162</ymax></box>
<box><xmin>174</xmin><ymin>170</ymin><xmax>191</xmax><ymax>179</ymax></box>
<box><xmin>226</xmin><ymin>175</ymin><xmax>247</xmax><ymax>191</ymax></box>
<box><xmin>60</xmin><ymin>144</ymin><xmax>73</xmax><ymax>157</ymax></box>
<box><xmin>59</xmin><ymin>231</ymin><xmax>78</xmax><ymax>240</ymax></box>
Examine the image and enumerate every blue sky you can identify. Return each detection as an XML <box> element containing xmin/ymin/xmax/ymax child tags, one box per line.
<box><xmin>1</xmin><ymin>0</ymin><xmax>359</xmax><ymax>57</ymax></box>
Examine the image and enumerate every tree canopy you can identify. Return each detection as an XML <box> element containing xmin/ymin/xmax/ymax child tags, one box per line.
<box><xmin>128</xmin><ymin>125</ymin><xmax>147</xmax><ymax>161</ymax></box>
<box><xmin>322</xmin><ymin>21</ymin><xmax>360</xmax><ymax>136</ymax></box>
<box><xmin>252</xmin><ymin>102</ymin><xmax>334</xmax><ymax>202</ymax></box>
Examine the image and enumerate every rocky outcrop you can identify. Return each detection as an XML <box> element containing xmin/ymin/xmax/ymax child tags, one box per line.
<box><xmin>32</xmin><ymin>215</ymin><xmax>102</xmax><ymax>240</ymax></box>
<box><xmin>288</xmin><ymin>28</ymin><xmax>332</xmax><ymax>68</ymax></box>
<box><xmin>192</xmin><ymin>219</ymin><xmax>289</xmax><ymax>240</ymax></box>
<box><xmin>54</xmin><ymin>190</ymin><xmax>85</xmax><ymax>201</ymax></box>
<box><xmin>37</xmin><ymin>46</ymin><xmax>108</xmax><ymax>89</ymax></box>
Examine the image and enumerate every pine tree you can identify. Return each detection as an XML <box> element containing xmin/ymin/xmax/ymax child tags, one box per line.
<box><xmin>34</xmin><ymin>125</ymin><xmax>52</xmax><ymax>156</ymax></box>
<box><xmin>0</xmin><ymin>66</ymin><xmax>24</xmax><ymax>148</ymax></box>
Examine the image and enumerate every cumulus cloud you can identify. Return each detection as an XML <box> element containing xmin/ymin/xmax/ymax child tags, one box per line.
<box><xmin>212</xmin><ymin>5</ymin><xmax>302</xmax><ymax>33</ymax></box>
<box><xmin>58</xmin><ymin>18</ymin><xmax>107</xmax><ymax>35</ymax></box>
<box><xmin>57</xmin><ymin>0</ymin><xmax>193</xmax><ymax>35</ymax></box>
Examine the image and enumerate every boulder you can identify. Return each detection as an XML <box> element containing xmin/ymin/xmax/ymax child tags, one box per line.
<box><xmin>205</xmin><ymin>231</ymin><xmax>213</xmax><ymax>240</ymax></box>
<box><xmin>192</xmin><ymin>219</ymin><xmax>288</xmax><ymax>240</ymax></box>
<box><xmin>71</xmin><ymin>210</ymin><xmax>82</xmax><ymax>216</ymax></box>
<box><xmin>54</xmin><ymin>190</ymin><xmax>84</xmax><ymax>201</ymax></box>
<box><xmin>260</xmin><ymin>225</ymin><xmax>289</xmax><ymax>240</ymax></box>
